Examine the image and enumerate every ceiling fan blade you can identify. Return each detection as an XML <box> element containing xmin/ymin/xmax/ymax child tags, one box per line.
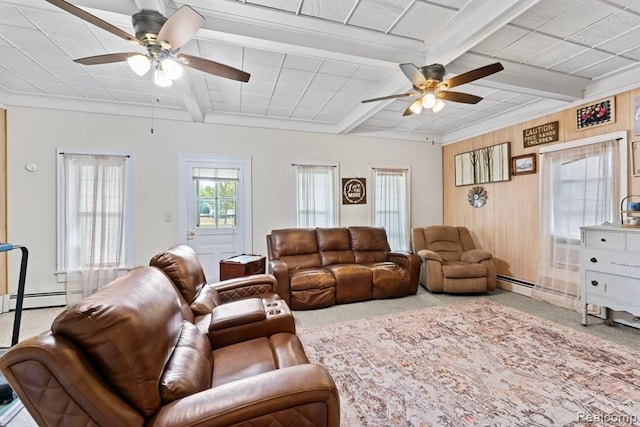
<box><xmin>441</xmin><ymin>62</ymin><xmax>503</xmax><ymax>89</ymax></box>
<box><xmin>177</xmin><ymin>54</ymin><xmax>250</xmax><ymax>82</ymax></box>
<box><xmin>361</xmin><ymin>92</ymin><xmax>417</xmax><ymax>103</ymax></box>
<box><xmin>157</xmin><ymin>6</ymin><xmax>204</xmax><ymax>50</ymax></box>
<box><xmin>438</xmin><ymin>91</ymin><xmax>483</xmax><ymax>104</ymax></box>
<box><xmin>74</xmin><ymin>52</ymin><xmax>139</xmax><ymax>65</ymax></box>
<box><xmin>402</xmin><ymin>99</ymin><xmax>423</xmax><ymax>116</ymax></box>
<box><xmin>45</xmin><ymin>0</ymin><xmax>141</xmax><ymax>46</ymax></box>
<box><xmin>399</xmin><ymin>63</ymin><xmax>427</xmax><ymax>88</ymax></box>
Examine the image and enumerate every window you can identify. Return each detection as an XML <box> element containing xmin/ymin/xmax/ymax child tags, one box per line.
<box><xmin>193</xmin><ymin>168</ymin><xmax>238</xmax><ymax>229</ymax></box>
<box><xmin>57</xmin><ymin>149</ymin><xmax>134</xmax><ymax>275</ymax></box>
<box><xmin>370</xmin><ymin>166</ymin><xmax>410</xmax><ymax>251</ymax></box>
<box><xmin>292</xmin><ymin>163</ymin><xmax>338</xmax><ymax>227</ymax></box>
<box><xmin>534</xmin><ymin>132</ymin><xmax>626</xmax><ymax>310</ymax></box>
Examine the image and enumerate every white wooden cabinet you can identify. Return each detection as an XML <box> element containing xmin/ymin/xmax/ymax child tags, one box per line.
<box><xmin>580</xmin><ymin>225</ymin><xmax>640</xmax><ymax>328</ymax></box>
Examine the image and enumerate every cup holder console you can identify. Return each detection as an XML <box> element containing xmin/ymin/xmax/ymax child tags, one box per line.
<box><xmin>267</xmin><ymin>309</ymin><xmax>283</xmax><ymax>316</ymax></box>
<box><xmin>265</xmin><ymin>302</ymin><xmax>279</xmax><ymax>307</ymax></box>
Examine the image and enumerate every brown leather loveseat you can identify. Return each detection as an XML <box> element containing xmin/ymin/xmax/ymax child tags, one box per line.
<box><xmin>0</xmin><ymin>266</ymin><xmax>340</xmax><ymax>426</ymax></box>
<box><xmin>267</xmin><ymin>226</ymin><xmax>420</xmax><ymax>310</ymax></box>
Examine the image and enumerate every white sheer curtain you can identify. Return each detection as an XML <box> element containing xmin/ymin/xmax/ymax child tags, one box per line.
<box><xmin>294</xmin><ymin>165</ymin><xmax>337</xmax><ymax>227</ymax></box>
<box><xmin>533</xmin><ymin>138</ymin><xmax>620</xmax><ymax>311</ymax></box>
<box><xmin>373</xmin><ymin>168</ymin><xmax>410</xmax><ymax>251</ymax></box>
<box><xmin>63</xmin><ymin>154</ymin><xmax>127</xmax><ymax>304</ymax></box>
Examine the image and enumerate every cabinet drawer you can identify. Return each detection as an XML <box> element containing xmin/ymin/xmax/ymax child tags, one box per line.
<box><xmin>627</xmin><ymin>232</ymin><xmax>640</xmax><ymax>252</ymax></box>
<box><xmin>585</xmin><ymin>231</ymin><xmax>625</xmax><ymax>250</ymax></box>
<box><xmin>583</xmin><ymin>249</ymin><xmax>640</xmax><ymax>279</ymax></box>
<box><xmin>585</xmin><ymin>271</ymin><xmax>640</xmax><ymax>304</ymax></box>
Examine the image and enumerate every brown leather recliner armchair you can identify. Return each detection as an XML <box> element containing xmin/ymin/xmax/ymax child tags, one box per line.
<box><xmin>0</xmin><ymin>266</ymin><xmax>340</xmax><ymax>426</ymax></box>
<box><xmin>411</xmin><ymin>226</ymin><xmax>497</xmax><ymax>293</ymax></box>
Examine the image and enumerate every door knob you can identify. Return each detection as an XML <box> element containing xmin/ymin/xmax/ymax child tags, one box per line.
<box><xmin>590</xmin><ymin>257</ymin><xmax>597</xmax><ymax>263</ymax></box>
<box><xmin>591</xmin><ymin>280</ymin><xmax>598</xmax><ymax>286</ymax></box>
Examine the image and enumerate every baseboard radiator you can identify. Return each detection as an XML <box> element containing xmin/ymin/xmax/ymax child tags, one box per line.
<box><xmin>497</xmin><ymin>274</ymin><xmax>534</xmax><ymax>296</ymax></box>
<box><xmin>3</xmin><ymin>291</ymin><xmax>66</xmax><ymax>312</ymax></box>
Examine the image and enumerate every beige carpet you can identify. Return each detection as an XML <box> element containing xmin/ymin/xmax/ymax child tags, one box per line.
<box><xmin>297</xmin><ymin>299</ymin><xmax>640</xmax><ymax>426</ymax></box>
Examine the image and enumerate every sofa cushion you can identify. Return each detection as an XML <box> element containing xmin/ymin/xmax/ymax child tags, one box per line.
<box><xmin>327</xmin><ymin>264</ymin><xmax>372</xmax><ymax>303</ymax></box>
<box><xmin>271</xmin><ymin>229</ymin><xmax>319</xmax><ymax>257</ymax></box>
<box><xmin>349</xmin><ymin>227</ymin><xmax>390</xmax><ymax>264</ymax></box>
<box><xmin>443</xmin><ymin>262</ymin><xmax>487</xmax><ymax>278</ymax></box>
<box><xmin>289</xmin><ymin>268</ymin><xmax>336</xmax><ymax>291</ymax></box>
<box><xmin>369</xmin><ymin>262</ymin><xmax>411</xmax><ymax>298</ymax></box>
<box><xmin>150</xmin><ymin>245</ymin><xmax>206</xmax><ymax>304</ymax></box>
<box><xmin>51</xmin><ymin>267</ymin><xmax>183</xmax><ymax>417</ymax></box>
<box><xmin>159</xmin><ymin>321</ymin><xmax>213</xmax><ymax>403</ymax></box>
<box><xmin>317</xmin><ymin>228</ymin><xmax>354</xmax><ymax>266</ymax></box>
<box><xmin>424</xmin><ymin>227</ymin><xmax>464</xmax><ymax>262</ymax></box>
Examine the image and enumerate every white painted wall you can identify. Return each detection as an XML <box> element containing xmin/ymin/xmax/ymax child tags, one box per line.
<box><xmin>6</xmin><ymin>106</ymin><xmax>442</xmax><ymax>299</ymax></box>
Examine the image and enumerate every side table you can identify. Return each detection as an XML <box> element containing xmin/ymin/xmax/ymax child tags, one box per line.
<box><xmin>219</xmin><ymin>254</ymin><xmax>265</xmax><ymax>280</ymax></box>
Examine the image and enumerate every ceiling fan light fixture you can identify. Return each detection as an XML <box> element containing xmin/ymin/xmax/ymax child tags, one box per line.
<box><xmin>432</xmin><ymin>99</ymin><xmax>445</xmax><ymax>113</ymax></box>
<box><xmin>127</xmin><ymin>54</ymin><xmax>151</xmax><ymax>76</ymax></box>
<box><xmin>421</xmin><ymin>93</ymin><xmax>436</xmax><ymax>109</ymax></box>
<box><xmin>160</xmin><ymin>58</ymin><xmax>183</xmax><ymax>80</ymax></box>
<box><xmin>153</xmin><ymin>68</ymin><xmax>173</xmax><ymax>87</ymax></box>
<box><xmin>408</xmin><ymin>99</ymin><xmax>423</xmax><ymax>115</ymax></box>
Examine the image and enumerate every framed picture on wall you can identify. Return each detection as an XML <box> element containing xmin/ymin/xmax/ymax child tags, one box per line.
<box><xmin>576</xmin><ymin>98</ymin><xmax>615</xmax><ymax>130</ymax></box>
<box><xmin>633</xmin><ymin>141</ymin><xmax>640</xmax><ymax>177</ymax></box>
<box><xmin>511</xmin><ymin>154</ymin><xmax>536</xmax><ymax>176</ymax></box>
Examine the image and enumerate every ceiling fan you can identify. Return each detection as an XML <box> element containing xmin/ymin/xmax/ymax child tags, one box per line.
<box><xmin>45</xmin><ymin>0</ymin><xmax>250</xmax><ymax>87</ymax></box>
<box><xmin>361</xmin><ymin>62</ymin><xmax>503</xmax><ymax>116</ymax></box>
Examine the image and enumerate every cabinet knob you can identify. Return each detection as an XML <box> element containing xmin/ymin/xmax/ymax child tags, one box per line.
<box><xmin>590</xmin><ymin>257</ymin><xmax>598</xmax><ymax>263</ymax></box>
<box><xmin>600</xmin><ymin>238</ymin><xmax>606</xmax><ymax>242</ymax></box>
<box><xmin>591</xmin><ymin>280</ymin><xmax>598</xmax><ymax>286</ymax></box>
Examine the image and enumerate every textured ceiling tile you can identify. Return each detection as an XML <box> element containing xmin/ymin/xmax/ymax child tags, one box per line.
<box><xmin>266</xmin><ymin>106</ymin><xmax>293</xmax><ymax>117</ymax></box>
<box><xmin>242</xmin><ymin>94</ymin><xmax>271</xmax><ymax>106</ymax></box>
<box><xmin>318</xmin><ymin>60</ymin><xmax>358</xmax><ymax>76</ymax></box>
<box><xmin>243</xmin><ymin>48</ymin><xmax>283</xmax><ymax>67</ymax></box>
<box><xmin>283</xmin><ymin>54</ymin><xmax>322</xmax><ymax>71</ymax></box>
<box><xmin>622</xmin><ymin>45</ymin><xmax>640</xmax><ymax>60</ymax></box>
<box><xmin>497</xmin><ymin>32</ymin><xmax>561</xmax><ymax>62</ymax></box>
<box><xmin>314</xmin><ymin>111</ymin><xmax>341</xmax><ymax>122</ymax></box>
<box><xmin>277</xmin><ymin>68</ymin><xmax>314</xmax><ymax>86</ymax></box>
<box><xmin>247</xmin><ymin>65</ymin><xmax>280</xmax><ymax>84</ymax></box>
<box><xmin>300</xmin><ymin>0</ymin><xmax>356</xmax><ymax>23</ymax></box>
<box><xmin>242</xmin><ymin>80</ymin><xmax>274</xmax><ymax>96</ymax></box>
<box><xmin>94</xmin><ymin>76</ymin><xmax>140</xmax><ymax>92</ymax></box>
<box><xmin>272</xmin><ymin>84</ymin><xmax>306</xmax><ymax>98</ymax></box>
<box><xmin>247</xmin><ymin>0</ymin><xmax>300</xmax><ymax>13</ymax></box>
<box><xmin>291</xmin><ymin>109</ymin><xmax>317</xmax><ymax>120</ymax></box>
<box><xmin>300</xmin><ymin>87</ymin><xmax>333</xmax><ymax>109</ymax></box>
<box><xmin>0</xmin><ymin>6</ymin><xmax>37</xmax><ymax>29</ymax></box>
<box><xmin>269</xmin><ymin>95</ymin><xmax>299</xmax><ymax>108</ymax></box>
<box><xmin>523</xmin><ymin>40</ymin><xmax>587</xmax><ymax>68</ymax></box>
<box><xmin>0</xmin><ymin>76</ymin><xmax>43</xmax><ymax>93</ymax></box>
<box><xmin>537</xmin><ymin>0</ymin><xmax>618</xmax><ymax>39</ymax></box>
<box><xmin>471</xmin><ymin>26</ymin><xmax>531</xmax><ymax>56</ymax></box>
<box><xmin>23</xmin><ymin>49</ymin><xmax>85</xmax><ymax>74</ymax></box>
<box><xmin>353</xmin><ymin>65</ymin><xmax>390</xmax><ymax>81</ymax></box>
<box><xmin>597</xmin><ymin>26</ymin><xmax>640</xmax><ymax>54</ymax></box>
<box><xmin>549</xmin><ymin>49</ymin><xmax>612</xmax><ymax>75</ymax></box>
<box><xmin>73</xmin><ymin>86</ymin><xmax>116</xmax><ymax>100</ymax></box>
<box><xmin>309</xmin><ymin>73</ymin><xmax>346</xmax><ymax>90</ymax></box>
<box><xmin>568</xmin><ymin>11</ymin><xmax>640</xmax><ymax>47</ymax></box>
<box><xmin>360</xmin><ymin>116</ymin><xmax>399</xmax><ymax>128</ymax></box>
<box><xmin>54</xmin><ymin>71</ymin><xmax>102</xmax><ymax>88</ymax></box>
<box><xmin>241</xmin><ymin>104</ymin><xmax>268</xmax><ymax>115</ymax></box>
<box><xmin>509</xmin><ymin>0</ymin><xmax>575</xmax><ymax>29</ymax></box>
<box><xmin>340</xmin><ymin>78</ymin><xmax>377</xmax><ymax>95</ymax></box>
<box><xmin>47</xmin><ymin>32</ymin><xmax>109</xmax><ymax>59</ymax></box>
<box><xmin>575</xmin><ymin>55</ymin><xmax>637</xmax><ymax>78</ymax></box>
<box><xmin>390</xmin><ymin>2</ymin><xmax>454</xmax><ymax>41</ymax></box>
<box><xmin>348</xmin><ymin>0</ymin><xmax>413</xmax><ymax>32</ymax></box>
<box><xmin>24</xmin><ymin>8</ymin><xmax>93</xmax><ymax>37</ymax></box>
<box><xmin>197</xmin><ymin>40</ymin><xmax>244</xmax><ymax>69</ymax></box>
<box><xmin>2</xmin><ymin>26</ymin><xmax>58</xmax><ymax>52</ymax></box>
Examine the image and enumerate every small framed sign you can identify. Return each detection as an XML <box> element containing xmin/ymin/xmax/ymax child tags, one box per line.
<box><xmin>523</xmin><ymin>121</ymin><xmax>559</xmax><ymax>148</ymax></box>
<box><xmin>342</xmin><ymin>178</ymin><xmax>366</xmax><ymax>204</ymax></box>
<box><xmin>576</xmin><ymin>98</ymin><xmax>615</xmax><ymax>130</ymax></box>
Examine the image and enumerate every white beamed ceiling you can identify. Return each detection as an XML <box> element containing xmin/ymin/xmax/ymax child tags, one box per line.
<box><xmin>1</xmin><ymin>0</ymin><xmax>640</xmax><ymax>143</ymax></box>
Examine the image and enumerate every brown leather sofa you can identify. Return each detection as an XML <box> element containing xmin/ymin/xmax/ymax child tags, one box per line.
<box><xmin>0</xmin><ymin>266</ymin><xmax>340</xmax><ymax>426</ymax></box>
<box><xmin>411</xmin><ymin>225</ymin><xmax>497</xmax><ymax>293</ymax></box>
<box><xmin>267</xmin><ymin>226</ymin><xmax>420</xmax><ymax>310</ymax></box>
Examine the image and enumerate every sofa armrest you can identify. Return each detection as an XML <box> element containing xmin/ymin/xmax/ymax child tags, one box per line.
<box><xmin>210</xmin><ymin>274</ymin><xmax>278</xmax><ymax>303</ymax></box>
<box><xmin>460</xmin><ymin>249</ymin><xmax>492</xmax><ymax>263</ymax></box>
<box><xmin>389</xmin><ymin>252</ymin><xmax>421</xmax><ymax>293</ymax></box>
<box><xmin>416</xmin><ymin>249</ymin><xmax>443</xmax><ymax>263</ymax></box>
<box><xmin>269</xmin><ymin>260</ymin><xmax>291</xmax><ymax>306</ymax></box>
<box><xmin>0</xmin><ymin>334</ymin><xmax>143</xmax><ymax>427</ymax></box>
<box><xmin>149</xmin><ymin>364</ymin><xmax>340</xmax><ymax>427</ymax></box>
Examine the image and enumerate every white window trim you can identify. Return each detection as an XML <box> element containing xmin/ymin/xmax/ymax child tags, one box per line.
<box><xmin>538</xmin><ymin>130</ymin><xmax>628</xmax><ymax>219</ymax></box>
<box><xmin>56</xmin><ymin>147</ymin><xmax>135</xmax><ymax>279</ymax></box>
<box><xmin>369</xmin><ymin>164</ymin><xmax>411</xmax><ymax>251</ymax></box>
<box><xmin>290</xmin><ymin>160</ymin><xmax>340</xmax><ymax>227</ymax></box>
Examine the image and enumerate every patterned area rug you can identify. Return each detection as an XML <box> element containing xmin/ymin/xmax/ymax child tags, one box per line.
<box><xmin>297</xmin><ymin>300</ymin><xmax>640</xmax><ymax>426</ymax></box>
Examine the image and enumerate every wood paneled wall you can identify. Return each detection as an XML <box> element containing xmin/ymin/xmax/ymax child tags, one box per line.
<box><xmin>443</xmin><ymin>89</ymin><xmax>640</xmax><ymax>283</ymax></box>
<box><xmin>1</xmin><ymin>109</ymin><xmax>6</xmax><ymax>295</ymax></box>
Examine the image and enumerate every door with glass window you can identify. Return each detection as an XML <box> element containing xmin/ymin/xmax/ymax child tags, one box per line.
<box><xmin>178</xmin><ymin>154</ymin><xmax>252</xmax><ymax>283</ymax></box>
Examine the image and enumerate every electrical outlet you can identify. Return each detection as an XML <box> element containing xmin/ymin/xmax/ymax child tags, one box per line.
<box><xmin>164</xmin><ymin>212</ymin><xmax>173</xmax><ymax>222</ymax></box>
